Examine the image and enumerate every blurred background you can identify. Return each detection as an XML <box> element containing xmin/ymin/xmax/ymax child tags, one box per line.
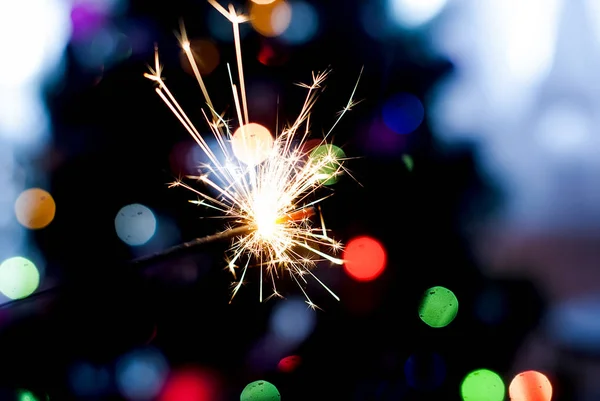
<box><xmin>0</xmin><ymin>0</ymin><xmax>598</xmax><ymax>399</ymax></box>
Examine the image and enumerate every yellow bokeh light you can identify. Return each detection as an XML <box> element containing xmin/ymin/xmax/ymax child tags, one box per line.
<box><xmin>14</xmin><ymin>188</ymin><xmax>56</xmax><ymax>229</ymax></box>
<box><xmin>251</xmin><ymin>0</ymin><xmax>277</xmax><ymax>4</ymax></box>
<box><xmin>250</xmin><ymin>0</ymin><xmax>292</xmax><ymax>37</ymax></box>
<box><xmin>231</xmin><ymin>122</ymin><xmax>274</xmax><ymax>165</ymax></box>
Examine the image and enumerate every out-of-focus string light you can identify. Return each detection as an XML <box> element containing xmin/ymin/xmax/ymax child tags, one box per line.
<box><xmin>240</xmin><ymin>380</ymin><xmax>281</xmax><ymax>401</ymax></box>
<box><xmin>342</xmin><ymin>236</ymin><xmax>387</xmax><ymax>281</ymax></box>
<box><xmin>280</xmin><ymin>1</ymin><xmax>319</xmax><ymax>44</ymax></box>
<box><xmin>269</xmin><ymin>296</ymin><xmax>316</xmax><ymax>345</ymax></box>
<box><xmin>278</xmin><ymin>355</ymin><xmax>301</xmax><ymax>372</ymax></box>
<box><xmin>250</xmin><ymin>0</ymin><xmax>292</xmax><ymax>37</ymax></box>
<box><xmin>14</xmin><ymin>188</ymin><xmax>56</xmax><ymax>230</ymax></box>
<box><xmin>509</xmin><ymin>370</ymin><xmax>552</xmax><ymax>401</ymax></box>
<box><xmin>418</xmin><ymin>286</ymin><xmax>459</xmax><ymax>328</ymax></box>
<box><xmin>460</xmin><ymin>368</ymin><xmax>505</xmax><ymax>401</ymax></box>
<box><xmin>114</xmin><ymin>203</ymin><xmax>157</xmax><ymax>246</ymax></box>
<box><xmin>116</xmin><ymin>348</ymin><xmax>169</xmax><ymax>401</ymax></box>
<box><xmin>159</xmin><ymin>368</ymin><xmax>219</xmax><ymax>401</ymax></box>
<box><xmin>17</xmin><ymin>390</ymin><xmax>40</xmax><ymax>401</ymax></box>
<box><xmin>388</xmin><ymin>0</ymin><xmax>448</xmax><ymax>28</ymax></box>
<box><xmin>0</xmin><ymin>257</ymin><xmax>40</xmax><ymax>300</ymax></box>
<box><xmin>180</xmin><ymin>39</ymin><xmax>220</xmax><ymax>76</ymax></box>
<box><xmin>382</xmin><ymin>92</ymin><xmax>425</xmax><ymax>135</ymax></box>
<box><xmin>69</xmin><ymin>362</ymin><xmax>111</xmax><ymax>398</ymax></box>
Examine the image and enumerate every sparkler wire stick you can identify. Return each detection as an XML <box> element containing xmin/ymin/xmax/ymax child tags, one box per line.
<box><xmin>0</xmin><ymin>207</ymin><xmax>318</xmax><ymax>311</ymax></box>
<box><xmin>146</xmin><ymin>0</ymin><xmax>364</xmax><ymax>306</ymax></box>
<box><xmin>0</xmin><ymin>226</ymin><xmax>253</xmax><ymax>311</ymax></box>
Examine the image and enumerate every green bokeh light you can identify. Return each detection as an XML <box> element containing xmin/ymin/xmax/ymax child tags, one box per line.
<box><xmin>418</xmin><ymin>286</ymin><xmax>459</xmax><ymax>328</ymax></box>
<box><xmin>309</xmin><ymin>144</ymin><xmax>346</xmax><ymax>186</ymax></box>
<box><xmin>461</xmin><ymin>369</ymin><xmax>505</xmax><ymax>401</ymax></box>
<box><xmin>0</xmin><ymin>257</ymin><xmax>40</xmax><ymax>300</ymax></box>
<box><xmin>18</xmin><ymin>389</ymin><xmax>39</xmax><ymax>401</ymax></box>
<box><xmin>240</xmin><ymin>380</ymin><xmax>280</xmax><ymax>401</ymax></box>
<box><xmin>402</xmin><ymin>154</ymin><xmax>414</xmax><ymax>171</ymax></box>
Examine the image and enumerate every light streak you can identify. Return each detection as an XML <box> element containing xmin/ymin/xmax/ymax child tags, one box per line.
<box><xmin>144</xmin><ymin>0</ymin><xmax>362</xmax><ymax>307</ymax></box>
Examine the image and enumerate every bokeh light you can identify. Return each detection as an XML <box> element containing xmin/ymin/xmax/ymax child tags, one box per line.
<box><xmin>388</xmin><ymin>0</ymin><xmax>448</xmax><ymax>28</ymax></box>
<box><xmin>240</xmin><ymin>380</ymin><xmax>281</xmax><ymax>401</ymax></box>
<box><xmin>402</xmin><ymin>154</ymin><xmax>414</xmax><ymax>171</ymax></box>
<box><xmin>509</xmin><ymin>370</ymin><xmax>552</xmax><ymax>401</ymax></box>
<box><xmin>169</xmin><ymin>140</ymin><xmax>206</xmax><ymax>176</ymax></box>
<box><xmin>69</xmin><ymin>362</ymin><xmax>111</xmax><ymax>398</ymax></box>
<box><xmin>248</xmin><ymin>81</ymin><xmax>280</xmax><ymax>116</ymax></box>
<box><xmin>257</xmin><ymin>40</ymin><xmax>290</xmax><ymax>66</ymax></box>
<box><xmin>71</xmin><ymin>25</ymin><xmax>132</xmax><ymax>70</ymax></box>
<box><xmin>308</xmin><ymin>144</ymin><xmax>346</xmax><ymax>185</ymax></box>
<box><xmin>250</xmin><ymin>0</ymin><xmax>292</xmax><ymax>37</ymax></box>
<box><xmin>381</xmin><ymin>92</ymin><xmax>425</xmax><ymax>135</ymax></box>
<box><xmin>70</xmin><ymin>2</ymin><xmax>107</xmax><ymax>42</ymax></box>
<box><xmin>269</xmin><ymin>297</ymin><xmax>316</xmax><ymax>346</ymax></box>
<box><xmin>232</xmin><ymin>123</ymin><xmax>274</xmax><ymax>165</ymax></box>
<box><xmin>547</xmin><ymin>295</ymin><xmax>600</xmax><ymax>352</ymax></box>
<box><xmin>342</xmin><ymin>236</ymin><xmax>387</xmax><ymax>282</ymax></box>
<box><xmin>17</xmin><ymin>389</ymin><xmax>38</xmax><ymax>401</ymax></box>
<box><xmin>278</xmin><ymin>355</ymin><xmax>301</xmax><ymax>373</ymax></box>
<box><xmin>14</xmin><ymin>188</ymin><xmax>56</xmax><ymax>229</ymax></box>
<box><xmin>359</xmin><ymin>117</ymin><xmax>407</xmax><ymax>157</ymax></box>
<box><xmin>280</xmin><ymin>1</ymin><xmax>319</xmax><ymax>44</ymax></box>
<box><xmin>114</xmin><ymin>203</ymin><xmax>157</xmax><ymax>246</ymax></box>
<box><xmin>251</xmin><ymin>0</ymin><xmax>277</xmax><ymax>4</ymax></box>
<box><xmin>461</xmin><ymin>369</ymin><xmax>505</xmax><ymax>401</ymax></box>
<box><xmin>418</xmin><ymin>286</ymin><xmax>458</xmax><ymax>328</ymax></box>
<box><xmin>0</xmin><ymin>257</ymin><xmax>40</xmax><ymax>300</ymax></box>
<box><xmin>180</xmin><ymin>39</ymin><xmax>220</xmax><ymax>76</ymax></box>
<box><xmin>404</xmin><ymin>352</ymin><xmax>446</xmax><ymax>390</ymax></box>
<box><xmin>159</xmin><ymin>368</ymin><xmax>219</xmax><ymax>401</ymax></box>
<box><xmin>116</xmin><ymin>348</ymin><xmax>169</xmax><ymax>400</ymax></box>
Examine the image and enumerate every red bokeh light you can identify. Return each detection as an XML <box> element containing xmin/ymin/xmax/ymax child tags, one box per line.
<box><xmin>257</xmin><ymin>41</ymin><xmax>289</xmax><ymax>66</ymax></box>
<box><xmin>509</xmin><ymin>370</ymin><xmax>552</xmax><ymax>401</ymax></box>
<box><xmin>159</xmin><ymin>368</ymin><xmax>219</xmax><ymax>401</ymax></box>
<box><xmin>278</xmin><ymin>355</ymin><xmax>302</xmax><ymax>373</ymax></box>
<box><xmin>342</xmin><ymin>236</ymin><xmax>387</xmax><ymax>281</ymax></box>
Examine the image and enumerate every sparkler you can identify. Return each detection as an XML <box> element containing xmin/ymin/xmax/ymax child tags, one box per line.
<box><xmin>144</xmin><ymin>0</ymin><xmax>363</xmax><ymax>307</ymax></box>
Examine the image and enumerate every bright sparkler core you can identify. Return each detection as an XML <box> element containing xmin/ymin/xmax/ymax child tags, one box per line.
<box><xmin>145</xmin><ymin>0</ymin><xmax>363</xmax><ymax>307</ymax></box>
<box><xmin>252</xmin><ymin>190</ymin><xmax>279</xmax><ymax>240</ymax></box>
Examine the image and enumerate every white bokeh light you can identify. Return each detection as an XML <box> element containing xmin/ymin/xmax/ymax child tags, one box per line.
<box><xmin>269</xmin><ymin>297</ymin><xmax>316</xmax><ymax>346</ymax></box>
<box><xmin>116</xmin><ymin>348</ymin><xmax>169</xmax><ymax>401</ymax></box>
<box><xmin>389</xmin><ymin>0</ymin><xmax>448</xmax><ymax>28</ymax></box>
<box><xmin>114</xmin><ymin>204</ymin><xmax>158</xmax><ymax>246</ymax></box>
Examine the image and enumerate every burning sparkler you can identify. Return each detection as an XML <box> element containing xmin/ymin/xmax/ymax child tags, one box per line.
<box><xmin>144</xmin><ymin>0</ymin><xmax>362</xmax><ymax>307</ymax></box>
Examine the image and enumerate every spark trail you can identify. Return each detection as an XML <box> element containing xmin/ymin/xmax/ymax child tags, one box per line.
<box><xmin>145</xmin><ymin>0</ymin><xmax>363</xmax><ymax>307</ymax></box>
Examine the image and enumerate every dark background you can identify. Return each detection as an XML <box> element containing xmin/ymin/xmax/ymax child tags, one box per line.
<box><xmin>0</xmin><ymin>1</ymin><xmax>551</xmax><ymax>400</ymax></box>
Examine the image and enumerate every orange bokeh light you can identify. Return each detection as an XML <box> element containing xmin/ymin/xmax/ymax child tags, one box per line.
<box><xmin>509</xmin><ymin>370</ymin><xmax>552</xmax><ymax>401</ymax></box>
<box><xmin>343</xmin><ymin>236</ymin><xmax>387</xmax><ymax>281</ymax></box>
<box><xmin>250</xmin><ymin>0</ymin><xmax>292</xmax><ymax>37</ymax></box>
<box><xmin>180</xmin><ymin>39</ymin><xmax>220</xmax><ymax>76</ymax></box>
